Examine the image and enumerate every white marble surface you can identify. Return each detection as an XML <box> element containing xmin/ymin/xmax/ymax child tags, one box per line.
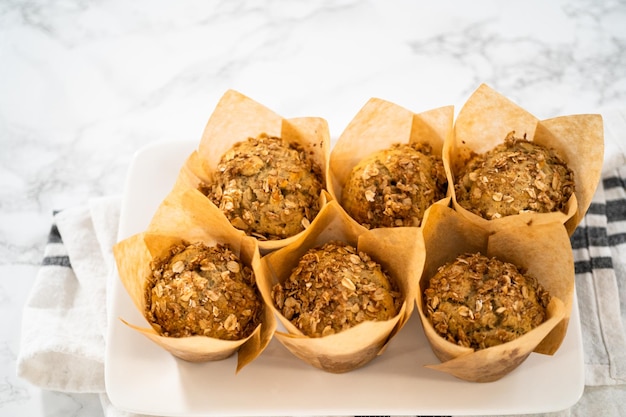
<box><xmin>2</xmin><ymin>0</ymin><xmax>626</xmax><ymax>416</ymax></box>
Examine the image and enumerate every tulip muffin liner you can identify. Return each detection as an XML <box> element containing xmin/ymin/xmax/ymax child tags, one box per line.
<box><xmin>445</xmin><ymin>83</ymin><xmax>604</xmax><ymax>235</ymax></box>
<box><xmin>174</xmin><ymin>89</ymin><xmax>332</xmax><ymax>254</ymax></box>
<box><xmin>329</xmin><ymin>96</ymin><xmax>454</xmax><ymax>230</ymax></box>
<box><xmin>113</xmin><ymin>186</ymin><xmax>276</xmax><ymax>372</ymax></box>
<box><xmin>257</xmin><ymin>200</ymin><xmax>423</xmax><ymax>373</ymax></box>
<box><xmin>416</xmin><ymin>203</ymin><xmax>574</xmax><ymax>382</ymax></box>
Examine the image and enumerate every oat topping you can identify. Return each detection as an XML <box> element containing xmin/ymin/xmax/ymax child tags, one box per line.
<box><xmin>342</xmin><ymin>142</ymin><xmax>447</xmax><ymax>229</ymax></box>
<box><xmin>271</xmin><ymin>241</ymin><xmax>403</xmax><ymax>337</ymax></box>
<box><xmin>201</xmin><ymin>133</ymin><xmax>324</xmax><ymax>240</ymax></box>
<box><xmin>455</xmin><ymin>133</ymin><xmax>575</xmax><ymax>220</ymax></box>
<box><xmin>424</xmin><ymin>253</ymin><xmax>550</xmax><ymax>350</ymax></box>
<box><xmin>146</xmin><ymin>241</ymin><xmax>262</xmax><ymax>340</ymax></box>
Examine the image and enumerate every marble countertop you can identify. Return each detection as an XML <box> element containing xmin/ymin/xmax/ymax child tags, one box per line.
<box><xmin>2</xmin><ymin>0</ymin><xmax>625</xmax><ymax>416</ymax></box>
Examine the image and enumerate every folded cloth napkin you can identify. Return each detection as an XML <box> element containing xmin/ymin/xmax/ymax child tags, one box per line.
<box><xmin>571</xmin><ymin>166</ymin><xmax>626</xmax><ymax>386</ymax></box>
<box><xmin>16</xmin><ymin>196</ymin><xmax>124</xmax><ymax>410</ymax></box>
<box><xmin>16</xmin><ymin>110</ymin><xmax>626</xmax><ymax>416</ymax></box>
<box><xmin>16</xmin><ymin>196</ymin><xmax>118</xmax><ymax>393</ymax></box>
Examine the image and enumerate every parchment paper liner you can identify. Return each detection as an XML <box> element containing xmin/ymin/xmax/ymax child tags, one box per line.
<box><xmin>446</xmin><ymin>83</ymin><xmax>604</xmax><ymax>236</ymax></box>
<box><xmin>257</xmin><ymin>200</ymin><xmax>422</xmax><ymax>373</ymax></box>
<box><xmin>176</xmin><ymin>89</ymin><xmax>331</xmax><ymax>253</ymax></box>
<box><xmin>113</xmin><ymin>186</ymin><xmax>277</xmax><ymax>372</ymax></box>
<box><xmin>329</xmin><ymin>96</ymin><xmax>454</xmax><ymax>229</ymax></box>
<box><xmin>416</xmin><ymin>203</ymin><xmax>573</xmax><ymax>382</ymax></box>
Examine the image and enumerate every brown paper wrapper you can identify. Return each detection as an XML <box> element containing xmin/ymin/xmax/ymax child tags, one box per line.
<box><xmin>447</xmin><ymin>83</ymin><xmax>604</xmax><ymax>235</ymax></box>
<box><xmin>417</xmin><ymin>203</ymin><xmax>573</xmax><ymax>382</ymax></box>
<box><xmin>113</xmin><ymin>186</ymin><xmax>277</xmax><ymax>372</ymax></box>
<box><xmin>175</xmin><ymin>89</ymin><xmax>331</xmax><ymax>253</ymax></box>
<box><xmin>173</xmin><ymin>151</ymin><xmax>332</xmax><ymax>256</ymax></box>
<box><xmin>329</xmin><ymin>96</ymin><xmax>454</xmax><ymax>221</ymax></box>
<box><xmin>257</xmin><ymin>200</ymin><xmax>422</xmax><ymax>373</ymax></box>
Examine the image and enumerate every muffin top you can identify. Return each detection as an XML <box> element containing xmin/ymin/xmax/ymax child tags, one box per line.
<box><xmin>424</xmin><ymin>252</ymin><xmax>550</xmax><ymax>350</ymax></box>
<box><xmin>342</xmin><ymin>142</ymin><xmax>447</xmax><ymax>229</ymax></box>
<box><xmin>272</xmin><ymin>241</ymin><xmax>402</xmax><ymax>337</ymax></box>
<box><xmin>454</xmin><ymin>133</ymin><xmax>575</xmax><ymax>220</ymax></box>
<box><xmin>204</xmin><ymin>133</ymin><xmax>324</xmax><ymax>240</ymax></box>
<box><xmin>146</xmin><ymin>241</ymin><xmax>262</xmax><ymax>340</ymax></box>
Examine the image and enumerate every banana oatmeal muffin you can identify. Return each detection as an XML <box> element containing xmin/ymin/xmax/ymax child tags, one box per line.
<box><xmin>146</xmin><ymin>241</ymin><xmax>262</xmax><ymax>340</ymax></box>
<box><xmin>272</xmin><ymin>241</ymin><xmax>402</xmax><ymax>337</ymax></box>
<box><xmin>454</xmin><ymin>133</ymin><xmax>575</xmax><ymax>220</ymax></box>
<box><xmin>342</xmin><ymin>142</ymin><xmax>447</xmax><ymax>229</ymax></box>
<box><xmin>424</xmin><ymin>252</ymin><xmax>550</xmax><ymax>350</ymax></box>
<box><xmin>202</xmin><ymin>133</ymin><xmax>324</xmax><ymax>240</ymax></box>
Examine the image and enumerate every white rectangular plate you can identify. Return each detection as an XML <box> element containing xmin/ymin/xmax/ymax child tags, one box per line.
<box><xmin>105</xmin><ymin>139</ymin><xmax>585</xmax><ymax>416</ymax></box>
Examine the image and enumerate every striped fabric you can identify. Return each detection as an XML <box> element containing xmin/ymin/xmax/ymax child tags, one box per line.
<box><xmin>41</xmin><ymin>221</ymin><xmax>72</xmax><ymax>268</ymax></box>
<box><xmin>41</xmin><ymin>223</ymin><xmax>72</xmax><ymax>267</ymax></box>
<box><xmin>570</xmin><ymin>167</ymin><xmax>626</xmax><ymax>386</ymax></box>
<box><xmin>571</xmin><ymin>175</ymin><xmax>626</xmax><ymax>273</ymax></box>
<box><xmin>40</xmin><ymin>209</ymin><xmax>72</xmax><ymax>268</ymax></box>
<box><xmin>18</xmin><ymin>203</ymin><xmax>109</xmax><ymax>395</ymax></box>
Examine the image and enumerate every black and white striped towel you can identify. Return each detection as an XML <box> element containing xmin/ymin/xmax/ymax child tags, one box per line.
<box><xmin>570</xmin><ymin>166</ymin><xmax>626</xmax><ymax>386</ymax></box>
<box><xmin>17</xmin><ymin>196</ymin><xmax>120</xmax><ymax>395</ymax></box>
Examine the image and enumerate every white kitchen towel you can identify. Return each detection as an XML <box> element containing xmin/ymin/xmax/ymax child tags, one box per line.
<box><xmin>16</xmin><ymin>195</ymin><xmax>121</xmax><ymax>393</ymax></box>
<box><xmin>570</xmin><ymin>167</ymin><xmax>626</xmax><ymax>385</ymax></box>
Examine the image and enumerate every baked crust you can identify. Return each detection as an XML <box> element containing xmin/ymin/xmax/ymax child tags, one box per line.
<box><xmin>203</xmin><ymin>133</ymin><xmax>323</xmax><ymax>240</ymax></box>
<box><xmin>455</xmin><ymin>133</ymin><xmax>574</xmax><ymax>220</ymax></box>
<box><xmin>272</xmin><ymin>241</ymin><xmax>402</xmax><ymax>337</ymax></box>
<box><xmin>146</xmin><ymin>242</ymin><xmax>262</xmax><ymax>340</ymax></box>
<box><xmin>342</xmin><ymin>143</ymin><xmax>447</xmax><ymax>228</ymax></box>
<box><xmin>424</xmin><ymin>252</ymin><xmax>550</xmax><ymax>350</ymax></box>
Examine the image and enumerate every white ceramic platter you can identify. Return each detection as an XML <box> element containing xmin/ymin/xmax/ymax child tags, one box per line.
<box><xmin>105</xmin><ymin>139</ymin><xmax>585</xmax><ymax>417</ymax></box>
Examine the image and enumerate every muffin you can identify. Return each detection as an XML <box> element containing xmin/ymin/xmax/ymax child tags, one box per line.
<box><xmin>146</xmin><ymin>241</ymin><xmax>262</xmax><ymax>341</ymax></box>
<box><xmin>202</xmin><ymin>133</ymin><xmax>324</xmax><ymax>240</ymax></box>
<box><xmin>257</xmin><ymin>200</ymin><xmax>420</xmax><ymax>372</ymax></box>
<box><xmin>423</xmin><ymin>252</ymin><xmax>551</xmax><ymax>350</ymax></box>
<box><xmin>454</xmin><ymin>132</ymin><xmax>575</xmax><ymax>221</ymax></box>
<box><xmin>342</xmin><ymin>142</ymin><xmax>447</xmax><ymax>228</ymax></box>
<box><xmin>271</xmin><ymin>240</ymin><xmax>402</xmax><ymax>337</ymax></box>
